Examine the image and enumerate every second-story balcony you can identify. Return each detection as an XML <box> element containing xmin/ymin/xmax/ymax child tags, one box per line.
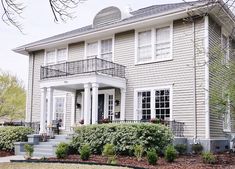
<box><xmin>40</xmin><ymin>58</ymin><xmax>125</xmax><ymax>80</ymax></box>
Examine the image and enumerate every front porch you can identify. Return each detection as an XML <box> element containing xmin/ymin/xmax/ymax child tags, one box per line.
<box><xmin>39</xmin><ymin>58</ymin><xmax>127</xmax><ymax>134</ymax></box>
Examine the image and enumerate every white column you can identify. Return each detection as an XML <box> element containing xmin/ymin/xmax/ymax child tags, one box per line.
<box><xmin>120</xmin><ymin>88</ymin><xmax>126</xmax><ymax>120</ymax></box>
<box><xmin>84</xmin><ymin>83</ymin><xmax>91</xmax><ymax>125</ymax></box>
<box><xmin>40</xmin><ymin>88</ymin><xmax>47</xmax><ymax>134</ymax></box>
<box><xmin>71</xmin><ymin>91</ymin><xmax>76</xmax><ymax>127</ymax></box>
<box><xmin>47</xmin><ymin>87</ymin><xmax>54</xmax><ymax>129</ymax></box>
<box><xmin>92</xmin><ymin>83</ymin><xmax>99</xmax><ymax>124</ymax></box>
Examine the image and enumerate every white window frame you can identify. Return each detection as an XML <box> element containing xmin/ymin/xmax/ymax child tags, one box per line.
<box><xmin>81</xmin><ymin>89</ymin><xmax>115</xmax><ymax>121</ymax></box>
<box><xmin>135</xmin><ymin>22</ymin><xmax>173</xmax><ymax>65</ymax></box>
<box><xmin>134</xmin><ymin>85</ymin><xmax>173</xmax><ymax>121</ymax></box>
<box><xmin>84</xmin><ymin>36</ymin><xmax>114</xmax><ymax>62</ymax></box>
<box><xmin>53</xmin><ymin>95</ymin><xmax>67</xmax><ymax>130</ymax></box>
<box><xmin>44</xmin><ymin>45</ymin><xmax>68</xmax><ymax>66</ymax></box>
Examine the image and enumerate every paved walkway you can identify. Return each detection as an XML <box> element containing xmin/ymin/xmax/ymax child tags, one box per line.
<box><xmin>0</xmin><ymin>155</ymin><xmax>25</xmax><ymax>163</ymax></box>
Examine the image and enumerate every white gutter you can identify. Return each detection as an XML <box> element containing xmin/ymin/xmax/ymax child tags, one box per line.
<box><xmin>13</xmin><ymin>2</ymin><xmax>210</xmax><ymax>55</ymax></box>
<box><xmin>192</xmin><ymin>20</ymin><xmax>197</xmax><ymax>141</ymax></box>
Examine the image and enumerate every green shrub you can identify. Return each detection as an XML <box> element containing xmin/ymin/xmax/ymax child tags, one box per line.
<box><xmin>192</xmin><ymin>143</ymin><xmax>203</xmax><ymax>154</ymax></box>
<box><xmin>102</xmin><ymin>143</ymin><xmax>116</xmax><ymax>164</ymax></box>
<box><xmin>24</xmin><ymin>144</ymin><xmax>34</xmax><ymax>158</ymax></box>
<box><xmin>165</xmin><ymin>145</ymin><xmax>177</xmax><ymax>162</ymax></box>
<box><xmin>174</xmin><ymin>144</ymin><xmax>187</xmax><ymax>155</ymax></box>
<box><xmin>79</xmin><ymin>144</ymin><xmax>91</xmax><ymax>161</ymax></box>
<box><xmin>134</xmin><ymin>144</ymin><xmax>144</xmax><ymax>161</ymax></box>
<box><xmin>202</xmin><ymin>152</ymin><xmax>216</xmax><ymax>164</ymax></box>
<box><xmin>55</xmin><ymin>142</ymin><xmax>69</xmax><ymax>159</ymax></box>
<box><xmin>0</xmin><ymin>126</ymin><xmax>33</xmax><ymax>151</ymax></box>
<box><xmin>71</xmin><ymin>123</ymin><xmax>173</xmax><ymax>155</ymax></box>
<box><xmin>147</xmin><ymin>149</ymin><xmax>158</xmax><ymax>165</ymax></box>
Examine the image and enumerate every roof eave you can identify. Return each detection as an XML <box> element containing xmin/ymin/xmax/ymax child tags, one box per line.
<box><xmin>14</xmin><ymin>2</ymin><xmax>225</xmax><ymax>55</ymax></box>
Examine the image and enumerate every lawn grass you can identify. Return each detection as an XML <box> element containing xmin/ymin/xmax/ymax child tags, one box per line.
<box><xmin>0</xmin><ymin>163</ymin><xmax>131</xmax><ymax>169</ymax></box>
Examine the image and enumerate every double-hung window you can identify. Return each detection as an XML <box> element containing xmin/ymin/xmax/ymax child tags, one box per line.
<box><xmin>136</xmin><ymin>25</ymin><xmax>172</xmax><ymax>64</ymax></box>
<box><xmin>57</xmin><ymin>48</ymin><xmax>67</xmax><ymax>63</ymax></box>
<box><xmin>86</xmin><ymin>38</ymin><xmax>113</xmax><ymax>61</ymax></box>
<box><xmin>137</xmin><ymin>91</ymin><xmax>151</xmax><ymax>120</ymax></box>
<box><xmin>137</xmin><ymin>30</ymin><xmax>152</xmax><ymax>63</ymax></box>
<box><xmin>87</xmin><ymin>42</ymin><xmax>98</xmax><ymax>59</ymax></box>
<box><xmin>101</xmin><ymin>39</ymin><xmax>113</xmax><ymax>61</ymax></box>
<box><xmin>46</xmin><ymin>51</ymin><xmax>56</xmax><ymax>65</ymax></box>
<box><xmin>155</xmin><ymin>27</ymin><xmax>171</xmax><ymax>60</ymax></box>
<box><xmin>45</xmin><ymin>48</ymin><xmax>67</xmax><ymax>65</ymax></box>
<box><xmin>155</xmin><ymin>89</ymin><xmax>170</xmax><ymax>119</ymax></box>
<box><xmin>136</xmin><ymin>87</ymin><xmax>171</xmax><ymax>121</ymax></box>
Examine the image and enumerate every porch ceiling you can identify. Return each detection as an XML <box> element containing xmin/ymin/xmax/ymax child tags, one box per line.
<box><xmin>39</xmin><ymin>73</ymin><xmax>126</xmax><ymax>91</ymax></box>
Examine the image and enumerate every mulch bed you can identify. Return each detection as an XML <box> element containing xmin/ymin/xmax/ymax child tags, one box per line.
<box><xmin>45</xmin><ymin>153</ymin><xmax>235</xmax><ymax>169</ymax></box>
<box><xmin>0</xmin><ymin>150</ymin><xmax>14</xmax><ymax>157</ymax></box>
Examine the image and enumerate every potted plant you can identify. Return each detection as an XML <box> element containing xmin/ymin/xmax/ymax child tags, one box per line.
<box><xmin>150</xmin><ymin>118</ymin><xmax>160</xmax><ymax>124</ymax></box>
<box><xmin>24</xmin><ymin>144</ymin><xmax>34</xmax><ymax>160</ymax></box>
<box><xmin>102</xmin><ymin>118</ymin><xmax>110</xmax><ymax>123</ymax></box>
<box><xmin>79</xmin><ymin>119</ymin><xmax>84</xmax><ymax>125</ymax></box>
<box><xmin>41</xmin><ymin>133</ymin><xmax>48</xmax><ymax>142</ymax></box>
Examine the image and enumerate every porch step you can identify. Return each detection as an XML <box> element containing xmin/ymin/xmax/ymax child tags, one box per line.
<box><xmin>32</xmin><ymin>135</ymin><xmax>72</xmax><ymax>158</ymax></box>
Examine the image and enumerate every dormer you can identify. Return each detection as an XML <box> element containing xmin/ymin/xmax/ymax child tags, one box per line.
<box><xmin>93</xmin><ymin>6</ymin><xmax>132</xmax><ymax>28</ymax></box>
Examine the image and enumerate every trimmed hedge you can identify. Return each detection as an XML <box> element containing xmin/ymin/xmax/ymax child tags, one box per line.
<box><xmin>0</xmin><ymin>126</ymin><xmax>33</xmax><ymax>151</ymax></box>
<box><xmin>71</xmin><ymin>123</ymin><xmax>173</xmax><ymax>155</ymax></box>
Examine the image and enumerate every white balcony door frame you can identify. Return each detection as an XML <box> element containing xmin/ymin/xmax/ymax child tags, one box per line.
<box><xmin>52</xmin><ymin>94</ymin><xmax>67</xmax><ymax>129</ymax></box>
<box><xmin>81</xmin><ymin>89</ymin><xmax>115</xmax><ymax>121</ymax></box>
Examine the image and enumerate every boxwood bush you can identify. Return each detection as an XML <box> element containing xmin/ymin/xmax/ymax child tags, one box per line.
<box><xmin>71</xmin><ymin>123</ymin><xmax>173</xmax><ymax>155</ymax></box>
<box><xmin>0</xmin><ymin>126</ymin><xmax>33</xmax><ymax>151</ymax></box>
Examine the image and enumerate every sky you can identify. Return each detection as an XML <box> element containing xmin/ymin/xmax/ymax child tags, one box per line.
<box><xmin>0</xmin><ymin>0</ymin><xmax>188</xmax><ymax>88</ymax></box>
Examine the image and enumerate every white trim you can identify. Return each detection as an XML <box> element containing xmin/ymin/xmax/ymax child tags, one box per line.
<box><xmin>53</xmin><ymin>94</ymin><xmax>67</xmax><ymax>130</ymax></box>
<box><xmin>40</xmin><ymin>74</ymin><xmax>126</xmax><ymax>90</ymax></box>
<box><xmin>135</xmin><ymin>22</ymin><xmax>173</xmax><ymax>65</ymax></box>
<box><xmin>204</xmin><ymin>15</ymin><xmax>210</xmax><ymax>139</ymax></box>
<box><xmin>81</xmin><ymin>89</ymin><xmax>115</xmax><ymax>121</ymax></box>
<box><xmin>133</xmin><ymin>85</ymin><xmax>173</xmax><ymax>121</ymax></box>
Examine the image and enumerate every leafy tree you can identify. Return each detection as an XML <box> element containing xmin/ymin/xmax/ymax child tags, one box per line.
<box><xmin>0</xmin><ymin>70</ymin><xmax>26</xmax><ymax>121</ymax></box>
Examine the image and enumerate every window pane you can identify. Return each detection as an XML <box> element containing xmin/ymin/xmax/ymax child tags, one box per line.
<box><xmin>57</xmin><ymin>48</ymin><xmax>67</xmax><ymax>63</ymax></box>
<box><xmin>87</xmin><ymin>42</ymin><xmax>98</xmax><ymax>58</ymax></box>
<box><xmin>137</xmin><ymin>91</ymin><xmax>151</xmax><ymax>120</ymax></box>
<box><xmin>46</xmin><ymin>51</ymin><xmax>55</xmax><ymax>65</ymax></box>
<box><xmin>138</xmin><ymin>30</ymin><xmax>152</xmax><ymax>62</ymax></box>
<box><xmin>101</xmin><ymin>39</ymin><xmax>113</xmax><ymax>61</ymax></box>
<box><xmin>155</xmin><ymin>27</ymin><xmax>171</xmax><ymax>60</ymax></box>
<box><xmin>55</xmin><ymin>97</ymin><xmax>65</xmax><ymax>127</ymax></box>
<box><xmin>155</xmin><ymin>89</ymin><xmax>170</xmax><ymax>120</ymax></box>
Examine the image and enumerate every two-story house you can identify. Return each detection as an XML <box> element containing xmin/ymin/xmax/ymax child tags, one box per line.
<box><xmin>14</xmin><ymin>0</ymin><xmax>235</xmax><ymax>152</ymax></box>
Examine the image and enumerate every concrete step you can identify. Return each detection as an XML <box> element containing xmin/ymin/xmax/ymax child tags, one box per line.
<box><xmin>33</xmin><ymin>152</ymin><xmax>54</xmax><ymax>158</ymax></box>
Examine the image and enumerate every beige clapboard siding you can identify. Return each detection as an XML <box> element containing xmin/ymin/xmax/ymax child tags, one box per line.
<box><xmin>114</xmin><ymin>19</ymin><xmax>206</xmax><ymax>138</ymax></box>
<box><xmin>194</xmin><ymin>18</ymin><xmax>206</xmax><ymax>138</ymax></box>
<box><xmin>26</xmin><ymin>53</ymin><xmax>33</xmax><ymax>122</ymax></box>
<box><xmin>68</xmin><ymin>42</ymin><xmax>85</xmax><ymax>61</ymax></box>
<box><xmin>31</xmin><ymin>50</ymin><xmax>44</xmax><ymax>122</ymax></box>
<box><xmin>208</xmin><ymin>17</ymin><xmax>225</xmax><ymax>138</ymax></box>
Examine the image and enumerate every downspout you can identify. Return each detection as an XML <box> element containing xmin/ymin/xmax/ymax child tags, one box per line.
<box><xmin>30</xmin><ymin>52</ymin><xmax>35</xmax><ymax>124</ymax></box>
<box><xmin>192</xmin><ymin>20</ymin><xmax>197</xmax><ymax>142</ymax></box>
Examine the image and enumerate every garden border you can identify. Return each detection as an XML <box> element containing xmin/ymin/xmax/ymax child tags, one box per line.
<box><xmin>10</xmin><ymin>159</ymin><xmax>147</xmax><ymax>169</ymax></box>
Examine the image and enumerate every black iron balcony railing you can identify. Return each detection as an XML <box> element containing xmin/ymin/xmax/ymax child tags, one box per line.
<box><xmin>40</xmin><ymin>58</ymin><xmax>125</xmax><ymax>80</ymax></box>
<box><xmin>98</xmin><ymin>120</ymin><xmax>185</xmax><ymax>137</ymax></box>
